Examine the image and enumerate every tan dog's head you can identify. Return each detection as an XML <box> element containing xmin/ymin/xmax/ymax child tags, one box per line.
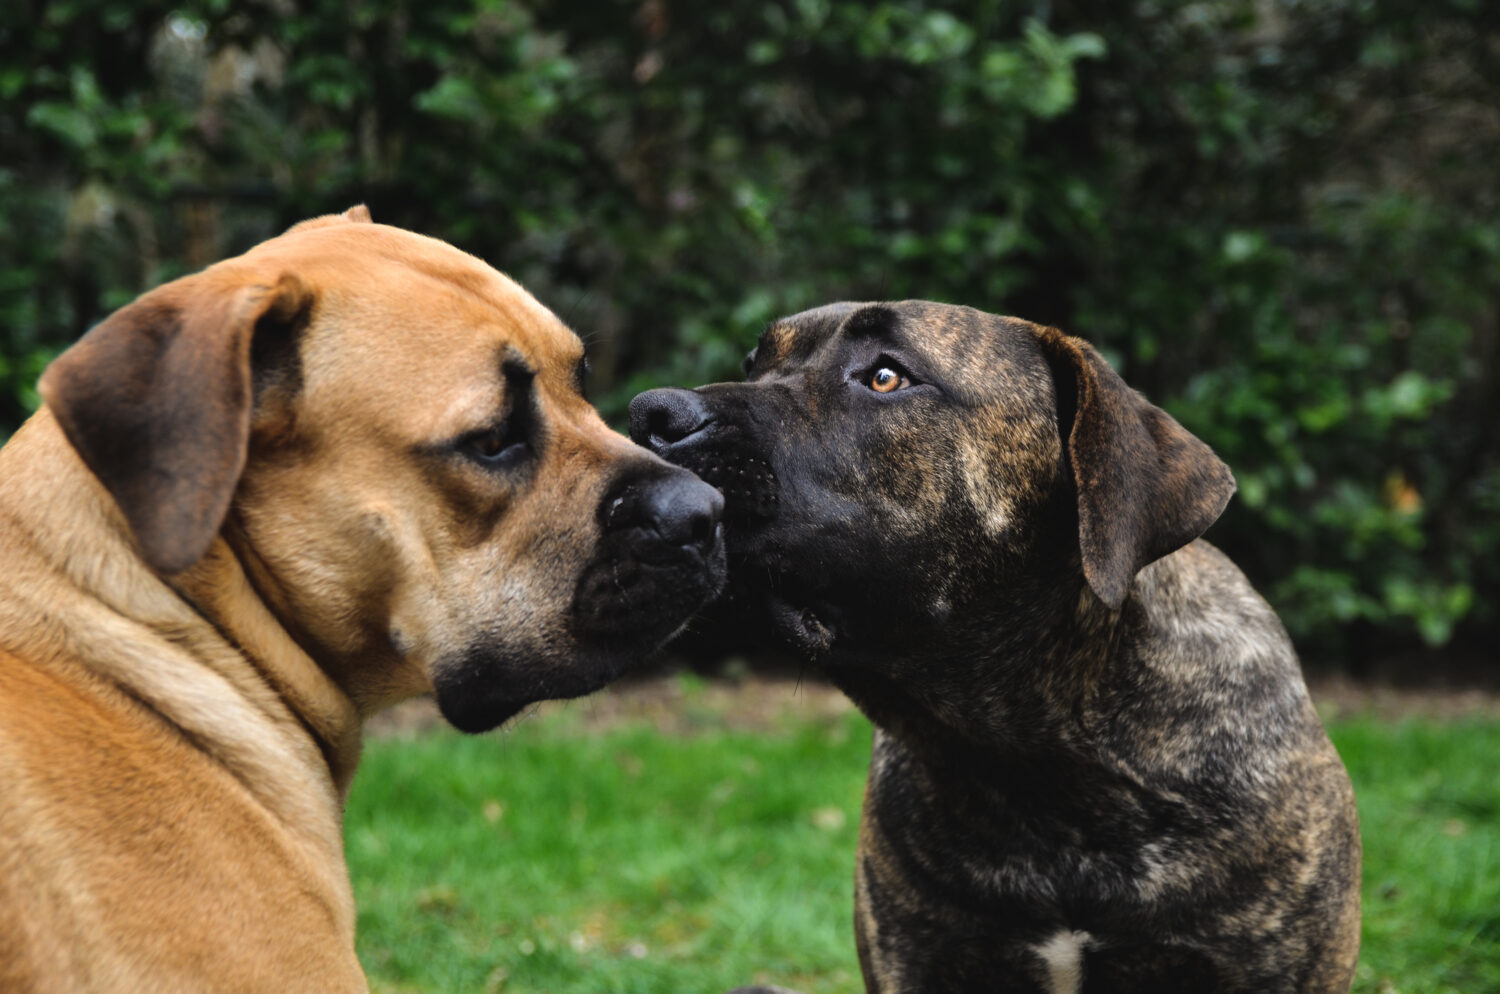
<box><xmin>39</xmin><ymin>206</ymin><xmax>725</xmax><ymax>731</ymax></box>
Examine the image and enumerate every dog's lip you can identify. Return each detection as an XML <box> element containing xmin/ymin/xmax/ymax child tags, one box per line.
<box><xmin>433</xmin><ymin>641</ymin><xmax>649</xmax><ymax>734</ymax></box>
<box><xmin>725</xmin><ymin>554</ymin><xmax>841</xmax><ymax>658</ymax></box>
<box><xmin>434</xmin><ymin>691</ymin><xmax>530</xmax><ymax>734</ymax></box>
<box><xmin>765</xmin><ymin>592</ymin><xmax>837</xmax><ymax>658</ymax></box>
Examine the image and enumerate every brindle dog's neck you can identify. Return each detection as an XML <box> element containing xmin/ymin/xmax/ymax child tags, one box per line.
<box><xmin>821</xmin><ymin>563</ymin><xmax>1119</xmax><ymax>769</ymax></box>
<box><xmin>819</xmin><ymin>569</ymin><xmax>1208</xmax><ymax>885</ymax></box>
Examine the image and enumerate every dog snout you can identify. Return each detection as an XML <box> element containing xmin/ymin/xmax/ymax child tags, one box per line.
<box><xmin>629</xmin><ymin>387</ymin><xmax>712</xmax><ymax>453</ymax></box>
<box><xmin>607</xmin><ymin>469</ymin><xmax>724</xmax><ymax>562</ymax></box>
<box><xmin>629</xmin><ymin>384</ymin><xmax>781</xmax><ymax>526</ymax></box>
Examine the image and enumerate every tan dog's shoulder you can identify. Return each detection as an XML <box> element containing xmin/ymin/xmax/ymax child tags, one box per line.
<box><xmin>0</xmin><ymin>643</ymin><xmax>365</xmax><ymax>993</ymax></box>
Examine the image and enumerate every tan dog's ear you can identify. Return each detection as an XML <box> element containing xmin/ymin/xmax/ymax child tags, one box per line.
<box><xmin>39</xmin><ymin>271</ymin><xmax>314</xmax><ymax>575</ymax></box>
<box><xmin>1035</xmin><ymin>326</ymin><xmax>1236</xmax><ymax>610</ymax></box>
<box><xmin>283</xmin><ymin>204</ymin><xmax>373</xmax><ymax>236</ymax></box>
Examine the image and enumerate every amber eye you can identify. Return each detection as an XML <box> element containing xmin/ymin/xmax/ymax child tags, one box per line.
<box><xmin>869</xmin><ymin>366</ymin><xmax>908</xmax><ymax>393</ymax></box>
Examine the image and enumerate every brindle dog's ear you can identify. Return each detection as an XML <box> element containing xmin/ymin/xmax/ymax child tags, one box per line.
<box><xmin>1034</xmin><ymin>325</ymin><xmax>1236</xmax><ymax>610</ymax></box>
<box><xmin>39</xmin><ymin>271</ymin><xmax>314</xmax><ymax>575</ymax></box>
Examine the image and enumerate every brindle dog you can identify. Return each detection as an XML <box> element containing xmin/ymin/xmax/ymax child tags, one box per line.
<box><xmin>631</xmin><ymin>301</ymin><xmax>1360</xmax><ymax>994</ymax></box>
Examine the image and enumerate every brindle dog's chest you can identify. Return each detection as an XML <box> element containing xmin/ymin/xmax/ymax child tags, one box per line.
<box><xmin>857</xmin><ymin>731</ymin><xmax>1235</xmax><ymax>987</ymax></box>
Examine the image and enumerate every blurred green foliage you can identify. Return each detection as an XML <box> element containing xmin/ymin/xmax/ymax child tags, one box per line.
<box><xmin>1</xmin><ymin>0</ymin><xmax>1496</xmax><ymax>663</ymax></box>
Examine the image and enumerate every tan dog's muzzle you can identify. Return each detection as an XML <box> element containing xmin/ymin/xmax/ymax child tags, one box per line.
<box><xmin>434</xmin><ymin>462</ymin><xmax>725</xmax><ymax>732</ymax></box>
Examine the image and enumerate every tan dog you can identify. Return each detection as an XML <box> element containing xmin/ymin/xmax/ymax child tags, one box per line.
<box><xmin>0</xmin><ymin>206</ymin><xmax>725</xmax><ymax>993</ymax></box>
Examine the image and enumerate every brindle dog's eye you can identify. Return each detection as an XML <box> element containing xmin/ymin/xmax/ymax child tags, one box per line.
<box><xmin>869</xmin><ymin>366</ymin><xmax>910</xmax><ymax>393</ymax></box>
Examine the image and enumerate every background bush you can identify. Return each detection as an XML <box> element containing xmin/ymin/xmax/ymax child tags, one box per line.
<box><xmin>2</xmin><ymin>0</ymin><xmax>1496</xmax><ymax>666</ymax></box>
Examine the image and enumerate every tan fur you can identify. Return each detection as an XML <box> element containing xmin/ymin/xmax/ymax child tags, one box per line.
<box><xmin>0</xmin><ymin>208</ymin><xmax>674</xmax><ymax>992</ymax></box>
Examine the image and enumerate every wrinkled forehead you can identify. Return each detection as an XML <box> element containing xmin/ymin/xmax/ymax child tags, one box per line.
<box><xmin>754</xmin><ymin>301</ymin><xmax>859</xmax><ymax>366</ymax></box>
<box><xmin>760</xmin><ymin>300</ymin><xmax>1049</xmax><ymax>399</ymax></box>
<box><xmin>257</xmin><ymin>221</ymin><xmax>584</xmax><ymax>360</ymax></box>
<box><xmin>246</xmin><ymin>222</ymin><xmax>587</xmax><ymax>435</ymax></box>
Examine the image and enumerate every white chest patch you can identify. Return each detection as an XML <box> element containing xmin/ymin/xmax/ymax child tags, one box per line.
<box><xmin>1034</xmin><ymin>929</ymin><xmax>1091</xmax><ymax>994</ymax></box>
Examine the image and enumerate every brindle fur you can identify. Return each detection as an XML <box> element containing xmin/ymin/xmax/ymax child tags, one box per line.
<box><xmin>632</xmin><ymin>301</ymin><xmax>1360</xmax><ymax>994</ymax></box>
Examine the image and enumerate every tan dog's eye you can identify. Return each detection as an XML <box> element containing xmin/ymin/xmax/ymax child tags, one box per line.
<box><xmin>473</xmin><ymin>429</ymin><xmax>507</xmax><ymax>458</ymax></box>
<box><xmin>461</xmin><ymin>422</ymin><xmax>529</xmax><ymax>470</ymax></box>
<box><xmin>869</xmin><ymin>367</ymin><xmax>909</xmax><ymax>393</ymax></box>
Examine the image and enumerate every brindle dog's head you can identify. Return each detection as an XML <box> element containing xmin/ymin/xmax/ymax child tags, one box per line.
<box><xmin>41</xmin><ymin>207</ymin><xmax>725</xmax><ymax>732</ymax></box>
<box><xmin>631</xmin><ymin>301</ymin><xmax>1233</xmax><ymax>707</ymax></box>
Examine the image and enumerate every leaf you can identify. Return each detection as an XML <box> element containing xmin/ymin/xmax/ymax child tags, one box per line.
<box><xmin>27</xmin><ymin>101</ymin><xmax>95</xmax><ymax>149</ymax></box>
<box><xmin>415</xmin><ymin>75</ymin><xmax>484</xmax><ymax>123</ymax></box>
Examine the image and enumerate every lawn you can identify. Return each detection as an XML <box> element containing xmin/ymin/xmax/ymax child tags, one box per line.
<box><xmin>346</xmin><ymin>678</ymin><xmax>1500</xmax><ymax>993</ymax></box>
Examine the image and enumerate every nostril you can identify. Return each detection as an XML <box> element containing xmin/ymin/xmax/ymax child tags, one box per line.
<box><xmin>682</xmin><ymin>491</ymin><xmax>724</xmax><ymax>555</ymax></box>
<box><xmin>654</xmin><ymin>485</ymin><xmax>721</xmax><ymax>553</ymax></box>
<box><xmin>646</xmin><ymin>406</ymin><xmax>679</xmax><ymax>447</ymax></box>
<box><xmin>609</xmin><ymin>473</ymin><xmax>724</xmax><ymax>562</ymax></box>
<box><xmin>690</xmin><ymin>514</ymin><xmax>714</xmax><ymax>549</ymax></box>
<box><xmin>628</xmin><ymin>388</ymin><xmax>712</xmax><ymax>450</ymax></box>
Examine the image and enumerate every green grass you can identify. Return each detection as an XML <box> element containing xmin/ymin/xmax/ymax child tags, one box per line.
<box><xmin>1336</xmin><ymin>718</ymin><xmax>1500</xmax><ymax>994</ymax></box>
<box><xmin>346</xmin><ymin>694</ymin><xmax>1500</xmax><ymax>993</ymax></box>
<box><xmin>347</xmin><ymin>697</ymin><xmax>871</xmax><ymax>993</ymax></box>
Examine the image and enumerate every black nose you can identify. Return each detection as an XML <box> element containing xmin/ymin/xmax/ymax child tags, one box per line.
<box><xmin>629</xmin><ymin>388</ymin><xmax>712</xmax><ymax>452</ymax></box>
<box><xmin>607</xmin><ymin>470</ymin><xmax>724</xmax><ymax>562</ymax></box>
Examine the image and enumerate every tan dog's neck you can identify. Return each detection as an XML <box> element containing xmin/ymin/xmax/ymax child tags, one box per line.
<box><xmin>168</xmin><ymin>537</ymin><xmax>364</xmax><ymax>797</ymax></box>
<box><xmin>0</xmin><ymin>410</ymin><xmax>360</xmax><ymax>818</ymax></box>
